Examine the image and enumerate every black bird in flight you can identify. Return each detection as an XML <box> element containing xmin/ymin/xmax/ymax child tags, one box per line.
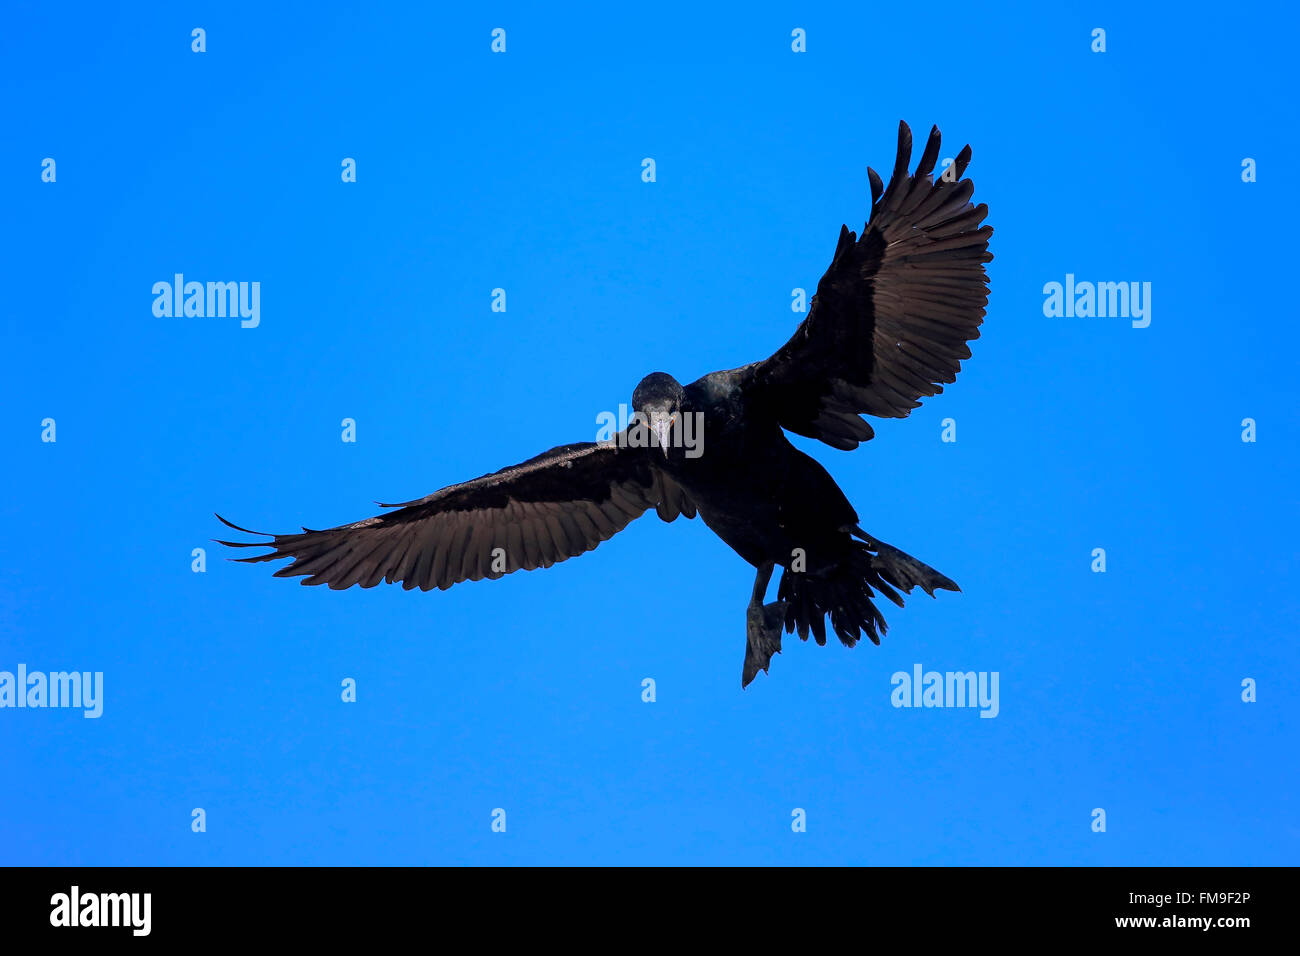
<box><xmin>219</xmin><ymin>121</ymin><xmax>992</xmax><ymax>687</ymax></box>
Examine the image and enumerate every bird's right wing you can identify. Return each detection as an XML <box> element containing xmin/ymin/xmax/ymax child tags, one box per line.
<box><xmin>217</xmin><ymin>439</ymin><xmax>689</xmax><ymax>591</ymax></box>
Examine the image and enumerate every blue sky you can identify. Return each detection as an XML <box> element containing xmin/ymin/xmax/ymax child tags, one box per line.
<box><xmin>2</xmin><ymin>1</ymin><xmax>1295</xmax><ymax>865</ymax></box>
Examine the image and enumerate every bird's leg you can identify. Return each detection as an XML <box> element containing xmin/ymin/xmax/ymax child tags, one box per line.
<box><xmin>743</xmin><ymin>561</ymin><xmax>787</xmax><ymax>688</ymax></box>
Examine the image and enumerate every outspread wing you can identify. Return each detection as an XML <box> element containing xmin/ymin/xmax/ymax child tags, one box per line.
<box><xmin>217</xmin><ymin>439</ymin><xmax>690</xmax><ymax>591</ymax></box>
<box><xmin>741</xmin><ymin>121</ymin><xmax>992</xmax><ymax>450</ymax></box>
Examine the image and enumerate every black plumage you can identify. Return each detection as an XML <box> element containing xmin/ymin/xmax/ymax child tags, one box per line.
<box><xmin>218</xmin><ymin>121</ymin><xmax>992</xmax><ymax>687</ymax></box>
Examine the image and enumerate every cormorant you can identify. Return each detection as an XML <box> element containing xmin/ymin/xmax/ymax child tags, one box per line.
<box><xmin>218</xmin><ymin>121</ymin><xmax>992</xmax><ymax>687</ymax></box>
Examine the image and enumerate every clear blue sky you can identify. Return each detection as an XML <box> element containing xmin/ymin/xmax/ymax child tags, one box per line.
<box><xmin>2</xmin><ymin>1</ymin><xmax>1295</xmax><ymax>865</ymax></box>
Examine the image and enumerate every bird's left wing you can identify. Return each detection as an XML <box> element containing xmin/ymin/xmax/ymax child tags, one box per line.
<box><xmin>217</xmin><ymin>439</ymin><xmax>678</xmax><ymax>591</ymax></box>
<box><xmin>737</xmin><ymin>121</ymin><xmax>992</xmax><ymax>450</ymax></box>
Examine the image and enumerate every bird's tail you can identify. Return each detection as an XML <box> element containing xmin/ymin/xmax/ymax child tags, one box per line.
<box><xmin>776</xmin><ymin>529</ymin><xmax>959</xmax><ymax>648</ymax></box>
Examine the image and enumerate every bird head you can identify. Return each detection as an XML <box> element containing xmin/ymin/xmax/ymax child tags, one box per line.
<box><xmin>632</xmin><ymin>372</ymin><xmax>685</xmax><ymax>457</ymax></box>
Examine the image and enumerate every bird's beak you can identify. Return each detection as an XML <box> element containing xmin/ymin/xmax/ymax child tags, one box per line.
<box><xmin>653</xmin><ymin>419</ymin><xmax>672</xmax><ymax>458</ymax></box>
